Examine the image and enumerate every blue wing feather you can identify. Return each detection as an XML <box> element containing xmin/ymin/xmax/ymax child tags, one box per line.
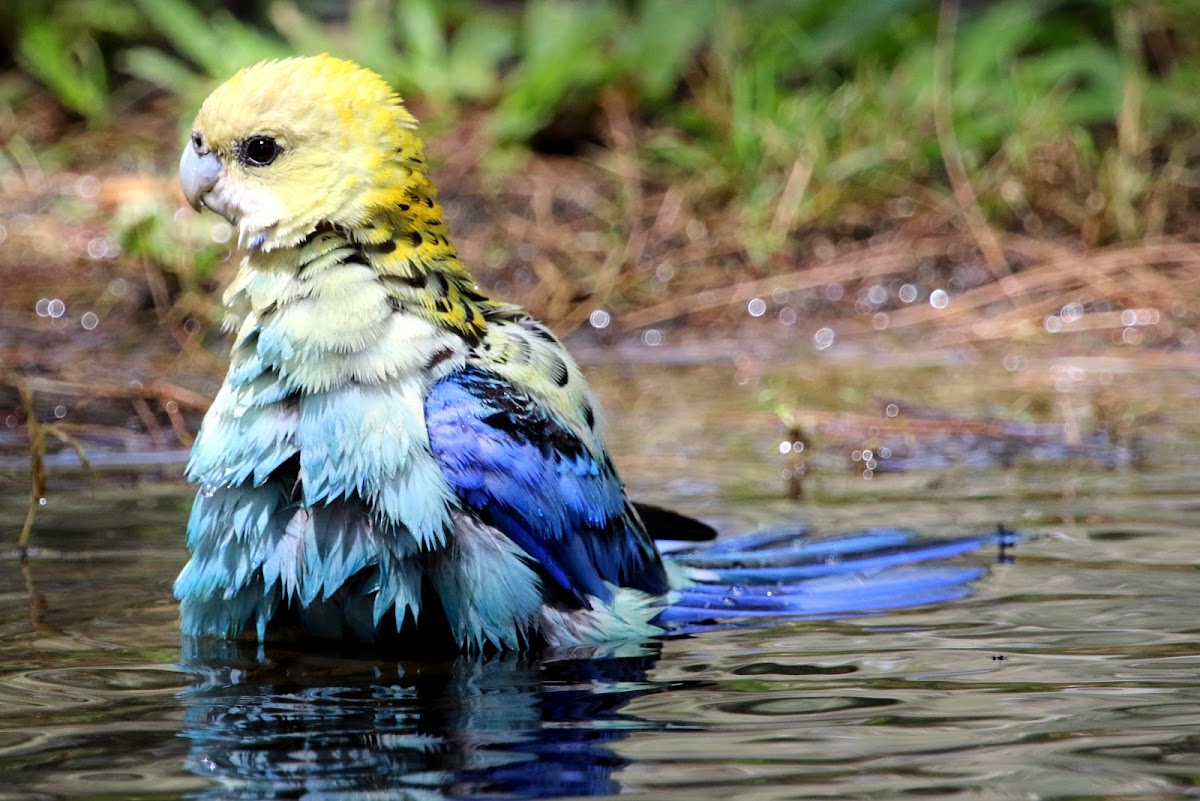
<box><xmin>425</xmin><ymin>367</ymin><xmax>668</xmax><ymax>608</ymax></box>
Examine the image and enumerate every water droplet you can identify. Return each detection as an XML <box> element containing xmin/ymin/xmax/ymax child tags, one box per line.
<box><xmin>165</xmin><ymin>400</ymin><xmax>179</xmax><ymax>414</ymax></box>
<box><xmin>929</xmin><ymin>289</ymin><xmax>949</xmax><ymax>309</ymax></box>
<box><xmin>47</xmin><ymin>298</ymin><xmax>66</xmax><ymax>319</ymax></box>
<box><xmin>685</xmin><ymin>219</ymin><xmax>707</xmax><ymax>241</ymax></box>
<box><xmin>779</xmin><ymin>441</ymin><xmax>792</xmax><ymax>454</ymax></box>
<box><xmin>872</xmin><ymin>312</ymin><xmax>889</xmax><ymax>330</ymax></box>
<box><xmin>747</xmin><ymin>298</ymin><xmax>767</xmax><ymax>317</ymax></box>
<box><xmin>1003</xmin><ymin>353</ymin><xmax>1022</xmax><ymax>372</ymax></box>
<box><xmin>778</xmin><ymin>307</ymin><xmax>797</xmax><ymax>326</ymax></box>
<box><xmin>862</xmin><ymin>469</ymin><xmax>874</xmax><ymax>480</ymax></box>
<box><xmin>890</xmin><ymin>197</ymin><xmax>915</xmax><ymax>217</ymax></box>
<box><xmin>862</xmin><ymin>449</ymin><xmax>874</xmax><ymax>461</ymax></box>
<box><xmin>823</xmin><ymin>283</ymin><xmax>844</xmax><ymax>302</ymax></box>
<box><xmin>879</xmin><ymin>447</ymin><xmax>892</xmax><ymax>459</ymax></box>
<box><xmin>183</xmin><ymin>318</ymin><xmax>201</xmax><ymax>336</ymax></box>
<box><xmin>108</xmin><ymin>278</ymin><xmax>129</xmax><ymax>297</ymax></box>
<box><xmin>38</xmin><ymin>497</ymin><xmax>47</xmax><ymax>507</ymax></box>
<box><xmin>885</xmin><ymin>403</ymin><xmax>899</xmax><ymax>418</ymax></box>
<box><xmin>4</xmin><ymin>415</ymin><xmax>16</xmax><ymax>427</ymax></box>
<box><xmin>898</xmin><ymin>284</ymin><xmax>918</xmax><ymax>303</ymax></box>
<box><xmin>588</xmin><ymin>309</ymin><xmax>611</xmax><ymax>330</ymax></box>
<box><xmin>641</xmin><ymin>329</ymin><xmax>664</xmax><ymax>347</ymax></box>
<box><xmin>852</xmin><ymin>450</ymin><xmax>863</xmax><ymax>461</ymax></box>
<box><xmin>53</xmin><ymin>405</ymin><xmax>66</xmax><ymax>419</ymax></box>
<box><xmin>1060</xmin><ymin>302</ymin><xmax>1084</xmax><ymax>323</ymax></box>
<box><xmin>1044</xmin><ymin>315</ymin><xmax>1063</xmax><ymax>333</ymax></box>
<box><xmin>35</xmin><ymin>298</ymin><xmax>50</xmax><ymax>317</ymax></box>
<box><xmin>1122</xmin><ymin>327</ymin><xmax>1141</xmax><ymax>344</ymax></box>
<box><xmin>81</xmin><ymin>311</ymin><xmax>99</xmax><ymax>330</ymax></box>
<box><xmin>655</xmin><ymin>261</ymin><xmax>676</xmax><ymax>282</ymax></box>
<box><xmin>86</xmin><ymin>237</ymin><xmax>108</xmax><ymax>260</ymax></box>
<box><xmin>866</xmin><ymin>284</ymin><xmax>887</xmax><ymax>305</ymax></box>
<box><xmin>211</xmin><ymin>221</ymin><xmax>233</xmax><ymax>244</ymax></box>
<box><xmin>1000</xmin><ymin>179</ymin><xmax>1023</xmax><ymax>203</ymax></box>
<box><xmin>76</xmin><ymin>174</ymin><xmax>101</xmax><ymax>199</ymax></box>
<box><xmin>813</xmin><ymin>327</ymin><xmax>835</xmax><ymax>350</ymax></box>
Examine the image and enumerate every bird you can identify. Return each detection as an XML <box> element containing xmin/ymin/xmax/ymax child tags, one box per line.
<box><xmin>176</xmin><ymin>55</ymin><xmax>1002</xmax><ymax>655</ymax></box>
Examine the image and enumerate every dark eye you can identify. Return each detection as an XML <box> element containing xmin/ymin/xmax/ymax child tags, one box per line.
<box><xmin>240</xmin><ymin>135</ymin><xmax>280</xmax><ymax>167</ymax></box>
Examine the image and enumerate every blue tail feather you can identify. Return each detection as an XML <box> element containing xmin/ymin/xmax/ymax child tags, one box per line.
<box><xmin>655</xmin><ymin>528</ymin><xmax>1006</xmax><ymax>633</ymax></box>
<box><xmin>669</xmin><ymin>527</ymin><xmax>920</xmax><ymax>569</ymax></box>
<box><xmin>670</xmin><ymin>527</ymin><xmax>812</xmax><ymax>556</ymax></box>
<box><xmin>686</xmin><ymin>537</ymin><xmax>991</xmax><ymax>584</ymax></box>
<box><xmin>659</xmin><ymin>577</ymin><xmax>979</xmax><ymax>625</ymax></box>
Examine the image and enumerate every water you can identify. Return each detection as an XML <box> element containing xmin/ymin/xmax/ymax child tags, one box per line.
<box><xmin>2</xmin><ymin>348</ymin><xmax>1198</xmax><ymax>800</ymax></box>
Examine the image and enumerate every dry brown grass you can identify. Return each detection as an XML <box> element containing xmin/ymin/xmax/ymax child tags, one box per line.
<box><xmin>2</xmin><ymin>93</ymin><xmax>1197</xmax><ymax>542</ymax></box>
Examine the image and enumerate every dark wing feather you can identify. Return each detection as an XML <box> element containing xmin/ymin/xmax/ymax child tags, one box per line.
<box><xmin>632</xmin><ymin>502</ymin><xmax>717</xmax><ymax>542</ymax></box>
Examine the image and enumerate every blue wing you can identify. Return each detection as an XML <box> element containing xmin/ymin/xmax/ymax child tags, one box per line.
<box><xmin>425</xmin><ymin>367</ymin><xmax>669</xmax><ymax>608</ymax></box>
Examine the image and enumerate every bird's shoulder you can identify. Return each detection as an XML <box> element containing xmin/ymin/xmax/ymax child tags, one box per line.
<box><xmin>462</xmin><ymin>311</ymin><xmax>605</xmax><ymax>451</ymax></box>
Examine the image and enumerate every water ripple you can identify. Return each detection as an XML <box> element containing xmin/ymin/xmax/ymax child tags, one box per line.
<box><xmin>2</xmin><ymin>359</ymin><xmax>1200</xmax><ymax>799</ymax></box>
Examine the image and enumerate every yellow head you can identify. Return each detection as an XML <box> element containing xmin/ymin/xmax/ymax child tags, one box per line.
<box><xmin>180</xmin><ymin>55</ymin><xmax>427</xmax><ymax>250</ymax></box>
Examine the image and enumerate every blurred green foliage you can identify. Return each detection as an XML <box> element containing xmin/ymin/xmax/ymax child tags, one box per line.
<box><xmin>3</xmin><ymin>0</ymin><xmax>1198</xmax><ymax>247</ymax></box>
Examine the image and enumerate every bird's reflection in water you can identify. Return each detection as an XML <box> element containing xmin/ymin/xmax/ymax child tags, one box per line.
<box><xmin>179</xmin><ymin>638</ymin><xmax>677</xmax><ymax>800</ymax></box>
<box><xmin>177</xmin><ymin>529</ymin><xmax>1006</xmax><ymax>798</ymax></box>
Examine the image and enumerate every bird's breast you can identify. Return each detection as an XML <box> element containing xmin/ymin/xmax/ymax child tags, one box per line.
<box><xmin>189</xmin><ymin>255</ymin><xmax>469</xmax><ymax>546</ymax></box>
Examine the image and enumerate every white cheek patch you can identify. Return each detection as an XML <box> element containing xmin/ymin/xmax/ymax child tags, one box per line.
<box><xmin>205</xmin><ymin>177</ymin><xmax>286</xmax><ymax>249</ymax></box>
<box><xmin>237</xmin><ymin>185</ymin><xmax>287</xmax><ymax>249</ymax></box>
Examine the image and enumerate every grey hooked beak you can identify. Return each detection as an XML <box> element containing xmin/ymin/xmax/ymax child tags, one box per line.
<box><xmin>180</xmin><ymin>134</ymin><xmax>222</xmax><ymax>212</ymax></box>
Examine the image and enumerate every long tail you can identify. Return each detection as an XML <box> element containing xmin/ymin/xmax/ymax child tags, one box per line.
<box><xmin>654</xmin><ymin>526</ymin><xmax>1014</xmax><ymax>633</ymax></box>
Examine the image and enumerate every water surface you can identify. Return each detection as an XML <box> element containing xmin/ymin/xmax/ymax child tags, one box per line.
<box><xmin>1</xmin><ymin>346</ymin><xmax>1197</xmax><ymax>800</ymax></box>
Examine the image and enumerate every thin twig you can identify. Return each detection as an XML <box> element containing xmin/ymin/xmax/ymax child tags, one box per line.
<box><xmin>16</xmin><ymin>383</ymin><xmax>94</xmax><ymax>552</ymax></box>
